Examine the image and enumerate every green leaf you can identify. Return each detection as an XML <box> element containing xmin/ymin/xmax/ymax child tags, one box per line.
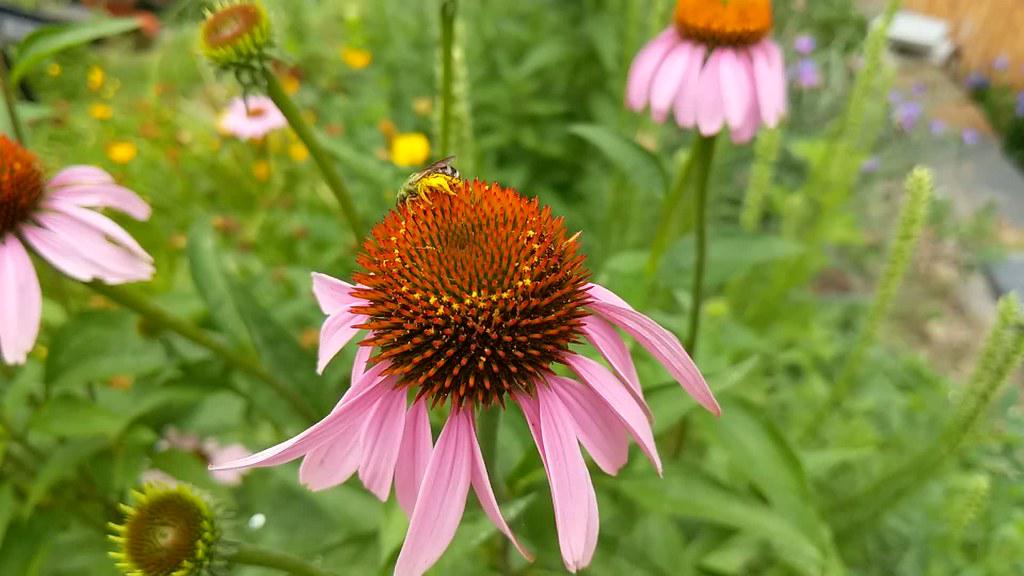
<box><xmin>30</xmin><ymin>396</ymin><xmax>126</xmax><ymax>439</ymax></box>
<box><xmin>24</xmin><ymin>437</ymin><xmax>107</xmax><ymax>514</ymax></box>
<box><xmin>0</xmin><ymin>483</ymin><xmax>15</xmax><ymax>546</ymax></box>
<box><xmin>614</xmin><ymin>466</ymin><xmax>825</xmax><ymax>576</ymax></box>
<box><xmin>663</xmin><ymin>231</ymin><xmax>803</xmax><ymax>289</ymax></box>
<box><xmin>569</xmin><ymin>123</ymin><xmax>667</xmax><ymax>196</ymax></box>
<box><xmin>10</xmin><ymin>18</ymin><xmax>142</xmax><ymax>86</ymax></box>
<box><xmin>45</xmin><ymin>310</ymin><xmax>167</xmax><ymax>391</ymax></box>
<box><xmin>187</xmin><ymin>222</ymin><xmax>250</xmax><ymax>345</ymax></box>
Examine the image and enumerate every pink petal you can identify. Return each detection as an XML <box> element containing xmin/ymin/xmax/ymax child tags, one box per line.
<box><xmin>311</xmin><ymin>272</ymin><xmax>363</xmax><ymax>315</ymax></box>
<box><xmin>731</xmin><ymin>53</ymin><xmax>762</xmax><ymax>144</ymax></box>
<box><xmin>587</xmin><ymin>283</ymin><xmax>721</xmax><ymax>416</ymax></box>
<box><xmin>45</xmin><ymin>178</ymin><xmax>150</xmax><ymax>221</ymax></box>
<box><xmin>514</xmin><ymin>392</ymin><xmax>544</xmax><ymax>461</ymax></box>
<box><xmin>211</xmin><ymin>362</ymin><xmax>390</xmax><ymax>470</ymax></box>
<box><xmin>697</xmin><ymin>50</ymin><xmax>726</xmax><ymax>136</ymax></box>
<box><xmin>719</xmin><ymin>47</ymin><xmax>753</xmax><ymax>131</ymax></box>
<box><xmin>564</xmin><ymin>354</ymin><xmax>662</xmax><ymax>475</ymax></box>
<box><xmin>358</xmin><ymin>384</ymin><xmax>408</xmax><ymax>501</ymax></box>
<box><xmin>466</xmin><ymin>412</ymin><xmax>533</xmax><ymax>561</ymax></box>
<box><xmin>581</xmin><ymin>315</ymin><xmax>642</xmax><ymax>399</ymax></box>
<box><xmin>395</xmin><ymin>399</ymin><xmax>432</xmax><ymax>515</ymax></box>
<box><xmin>34</xmin><ymin>212</ymin><xmax>153</xmax><ymax>282</ymax></box>
<box><xmin>298</xmin><ymin>430</ymin><xmax>363</xmax><ymax>491</ymax></box>
<box><xmin>536</xmin><ymin>385</ymin><xmax>599</xmax><ymax>573</ymax></box>
<box><xmin>352</xmin><ymin>337</ymin><xmax>374</xmax><ymax>389</ymax></box>
<box><xmin>751</xmin><ymin>40</ymin><xmax>786</xmax><ymax>127</ymax></box>
<box><xmin>649</xmin><ymin>42</ymin><xmax>693</xmax><ymax>123</ymax></box>
<box><xmin>47</xmin><ymin>165</ymin><xmax>114</xmax><ymax>188</ymax></box>
<box><xmin>394</xmin><ymin>410</ymin><xmax>474</xmax><ymax>576</ymax></box>
<box><xmin>625</xmin><ymin>28</ymin><xmax>680</xmax><ymax>111</ymax></box>
<box><xmin>42</xmin><ymin>201</ymin><xmax>151</xmax><ymax>260</ymax></box>
<box><xmin>547</xmin><ymin>375</ymin><xmax>630</xmax><ymax>476</ymax></box>
<box><xmin>317</xmin><ymin>310</ymin><xmax>365</xmax><ymax>374</ymax></box>
<box><xmin>673</xmin><ymin>41</ymin><xmax>707</xmax><ymax>128</ymax></box>
<box><xmin>20</xmin><ymin>225</ymin><xmax>101</xmax><ymax>282</ymax></box>
<box><xmin>0</xmin><ymin>234</ymin><xmax>41</xmax><ymax>365</ymax></box>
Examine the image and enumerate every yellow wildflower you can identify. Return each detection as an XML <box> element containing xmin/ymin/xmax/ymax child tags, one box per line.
<box><xmin>340</xmin><ymin>46</ymin><xmax>372</xmax><ymax>70</ymax></box>
<box><xmin>390</xmin><ymin>132</ymin><xmax>430</xmax><ymax>167</ymax></box>
<box><xmin>281</xmin><ymin>74</ymin><xmax>301</xmax><ymax>95</ymax></box>
<box><xmin>46</xmin><ymin>63</ymin><xmax>62</xmax><ymax>77</ymax></box>
<box><xmin>89</xmin><ymin>103</ymin><xmax>113</xmax><ymax>120</ymax></box>
<box><xmin>412</xmin><ymin>97</ymin><xmax>433</xmax><ymax>117</ymax></box>
<box><xmin>106</xmin><ymin>140</ymin><xmax>138</xmax><ymax>165</ymax></box>
<box><xmin>252</xmin><ymin>160</ymin><xmax>271</xmax><ymax>181</ymax></box>
<box><xmin>87</xmin><ymin>66</ymin><xmax>105</xmax><ymax>91</ymax></box>
<box><xmin>289</xmin><ymin>142</ymin><xmax>309</xmax><ymax>162</ymax></box>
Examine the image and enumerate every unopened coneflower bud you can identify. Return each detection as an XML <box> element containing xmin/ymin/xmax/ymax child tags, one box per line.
<box><xmin>108</xmin><ymin>483</ymin><xmax>223</xmax><ymax>576</ymax></box>
<box><xmin>199</xmin><ymin>1</ymin><xmax>272</xmax><ymax>74</ymax></box>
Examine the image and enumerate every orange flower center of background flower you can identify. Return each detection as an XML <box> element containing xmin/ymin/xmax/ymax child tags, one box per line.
<box><xmin>202</xmin><ymin>4</ymin><xmax>262</xmax><ymax>50</ymax></box>
<box><xmin>352</xmin><ymin>180</ymin><xmax>591</xmax><ymax>407</ymax></box>
<box><xmin>674</xmin><ymin>0</ymin><xmax>773</xmax><ymax>46</ymax></box>
<box><xmin>0</xmin><ymin>136</ymin><xmax>44</xmax><ymax>235</ymax></box>
<box><xmin>246</xmin><ymin>105</ymin><xmax>267</xmax><ymax>118</ymax></box>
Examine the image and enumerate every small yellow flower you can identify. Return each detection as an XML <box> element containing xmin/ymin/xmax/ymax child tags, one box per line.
<box><xmin>340</xmin><ymin>46</ymin><xmax>372</xmax><ymax>70</ymax></box>
<box><xmin>106</xmin><ymin>140</ymin><xmax>138</xmax><ymax>165</ymax></box>
<box><xmin>87</xmin><ymin>66</ymin><xmax>105</xmax><ymax>91</ymax></box>
<box><xmin>704</xmin><ymin>297</ymin><xmax>730</xmax><ymax>318</ymax></box>
<box><xmin>89</xmin><ymin>103</ymin><xmax>113</xmax><ymax>120</ymax></box>
<box><xmin>389</xmin><ymin>132</ymin><xmax>431</xmax><ymax>167</ymax></box>
<box><xmin>252</xmin><ymin>160</ymin><xmax>271</xmax><ymax>181</ymax></box>
<box><xmin>412</xmin><ymin>97</ymin><xmax>433</xmax><ymax>117</ymax></box>
<box><xmin>46</xmin><ymin>62</ymin><xmax>62</xmax><ymax>77</ymax></box>
<box><xmin>288</xmin><ymin>142</ymin><xmax>309</xmax><ymax>162</ymax></box>
<box><xmin>281</xmin><ymin>74</ymin><xmax>301</xmax><ymax>95</ymax></box>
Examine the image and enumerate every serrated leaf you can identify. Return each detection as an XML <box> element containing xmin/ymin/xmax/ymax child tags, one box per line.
<box><xmin>45</xmin><ymin>310</ymin><xmax>166</xmax><ymax>392</ymax></box>
<box><xmin>10</xmin><ymin>18</ymin><xmax>141</xmax><ymax>86</ymax></box>
<box><xmin>569</xmin><ymin>123</ymin><xmax>667</xmax><ymax>196</ymax></box>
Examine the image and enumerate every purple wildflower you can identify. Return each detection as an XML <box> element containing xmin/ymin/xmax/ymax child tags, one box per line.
<box><xmin>794</xmin><ymin>34</ymin><xmax>816</xmax><ymax>56</ymax></box>
<box><xmin>994</xmin><ymin>54</ymin><xmax>1011</xmax><ymax>72</ymax></box>
<box><xmin>965</xmin><ymin>72</ymin><xmax>990</xmax><ymax>91</ymax></box>
<box><xmin>795</xmin><ymin>58</ymin><xmax>821</xmax><ymax>89</ymax></box>
<box><xmin>894</xmin><ymin>101</ymin><xmax>923</xmax><ymax>132</ymax></box>
<box><xmin>861</xmin><ymin>156</ymin><xmax>881</xmax><ymax>174</ymax></box>
<box><xmin>962</xmin><ymin>128</ymin><xmax>981</xmax><ymax>145</ymax></box>
<box><xmin>929</xmin><ymin>119</ymin><xmax>947</xmax><ymax>136</ymax></box>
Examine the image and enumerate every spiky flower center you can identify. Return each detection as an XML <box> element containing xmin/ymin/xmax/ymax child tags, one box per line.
<box><xmin>199</xmin><ymin>2</ymin><xmax>271</xmax><ymax>68</ymax></box>
<box><xmin>352</xmin><ymin>180</ymin><xmax>591</xmax><ymax>407</ymax></box>
<box><xmin>0</xmin><ymin>136</ymin><xmax>44</xmax><ymax>236</ymax></box>
<box><xmin>674</xmin><ymin>0</ymin><xmax>773</xmax><ymax>46</ymax></box>
<box><xmin>109</xmin><ymin>484</ymin><xmax>219</xmax><ymax>576</ymax></box>
<box><xmin>202</xmin><ymin>4</ymin><xmax>262</xmax><ymax>49</ymax></box>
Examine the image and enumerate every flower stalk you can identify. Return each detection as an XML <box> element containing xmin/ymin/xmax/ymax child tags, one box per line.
<box><xmin>830</xmin><ymin>293</ymin><xmax>1024</xmax><ymax>537</ymax></box>
<box><xmin>437</xmin><ymin>0</ymin><xmax>457</xmax><ymax>158</ymax></box>
<box><xmin>684</xmin><ymin>134</ymin><xmax>718</xmax><ymax>354</ymax></box>
<box><xmin>86</xmin><ymin>282</ymin><xmax>317</xmax><ymax>421</ymax></box>
<box><xmin>229</xmin><ymin>543</ymin><xmax>338</xmax><ymax>576</ymax></box>
<box><xmin>264</xmin><ymin>70</ymin><xmax>363</xmax><ymax>243</ymax></box>
<box><xmin>807</xmin><ymin>167</ymin><xmax>932</xmax><ymax>433</ymax></box>
<box><xmin>0</xmin><ymin>56</ymin><xmax>25</xmax><ymax>145</ymax></box>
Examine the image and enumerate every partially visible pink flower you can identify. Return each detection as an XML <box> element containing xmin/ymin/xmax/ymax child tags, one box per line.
<box><xmin>625</xmin><ymin>0</ymin><xmax>786</xmax><ymax>144</ymax></box>
<box><xmin>157</xmin><ymin>426</ymin><xmax>251</xmax><ymax>486</ymax></box>
<box><xmin>0</xmin><ymin>136</ymin><xmax>153</xmax><ymax>365</ymax></box>
<box><xmin>218</xmin><ymin>95</ymin><xmax>287</xmax><ymax>141</ymax></box>
<box><xmin>213</xmin><ymin>179</ymin><xmax>719</xmax><ymax>575</ymax></box>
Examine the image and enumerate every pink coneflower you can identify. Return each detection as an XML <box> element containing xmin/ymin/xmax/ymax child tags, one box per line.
<box><xmin>214</xmin><ymin>178</ymin><xmax>719</xmax><ymax>575</ymax></box>
<box><xmin>156</xmin><ymin>427</ymin><xmax>252</xmax><ymax>486</ymax></box>
<box><xmin>0</xmin><ymin>136</ymin><xmax>153</xmax><ymax>365</ymax></box>
<box><xmin>625</xmin><ymin>0</ymin><xmax>786</xmax><ymax>143</ymax></box>
<box><xmin>218</xmin><ymin>95</ymin><xmax>287</xmax><ymax>141</ymax></box>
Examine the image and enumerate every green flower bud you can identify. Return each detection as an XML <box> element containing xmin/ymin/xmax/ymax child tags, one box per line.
<box><xmin>200</xmin><ymin>1</ymin><xmax>272</xmax><ymax>72</ymax></box>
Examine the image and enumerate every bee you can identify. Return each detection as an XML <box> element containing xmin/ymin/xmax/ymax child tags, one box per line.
<box><xmin>396</xmin><ymin>156</ymin><xmax>461</xmax><ymax>205</ymax></box>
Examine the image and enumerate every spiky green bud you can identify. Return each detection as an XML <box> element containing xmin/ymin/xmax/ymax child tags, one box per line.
<box><xmin>200</xmin><ymin>1</ymin><xmax>272</xmax><ymax>72</ymax></box>
<box><xmin>108</xmin><ymin>483</ymin><xmax>223</xmax><ymax>576</ymax></box>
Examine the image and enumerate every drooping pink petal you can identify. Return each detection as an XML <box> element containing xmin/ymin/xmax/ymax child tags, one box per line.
<box><xmin>298</xmin><ymin>429</ymin><xmax>363</xmax><ymax>491</ymax></box>
<box><xmin>625</xmin><ymin>28</ymin><xmax>680</xmax><ymax>111</ymax></box>
<box><xmin>47</xmin><ymin>165</ymin><xmax>114</xmax><ymax>188</ymax></box>
<box><xmin>358</xmin><ymin>384</ymin><xmax>408</xmax><ymax>501</ymax></box>
<box><xmin>731</xmin><ymin>52</ymin><xmax>762</xmax><ymax>144</ymax></box>
<box><xmin>211</xmin><ymin>362</ymin><xmax>390</xmax><ymax>470</ymax></box>
<box><xmin>673</xmin><ymin>41</ymin><xmax>707</xmax><ymax>127</ymax></box>
<box><xmin>719</xmin><ymin>47</ymin><xmax>753</xmax><ymax>131</ymax></box>
<box><xmin>587</xmin><ymin>283</ymin><xmax>721</xmax><ymax>416</ymax></box>
<box><xmin>547</xmin><ymin>375</ymin><xmax>630</xmax><ymax>475</ymax></box>
<box><xmin>536</xmin><ymin>384</ymin><xmax>599</xmax><ymax>573</ymax></box>
<box><xmin>465</xmin><ymin>411</ymin><xmax>533</xmax><ymax>560</ymax></box>
<box><xmin>649</xmin><ymin>42</ymin><xmax>693</xmax><ymax>123</ymax></box>
<box><xmin>45</xmin><ymin>178</ymin><xmax>150</xmax><ymax>221</ymax></box>
<box><xmin>394</xmin><ymin>409</ymin><xmax>473</xmax><ymax>576</ymax></box>
<box><xmin>751</xmin><ymin>40</ymin><xmax>786</xmax><ymax>127</ymax></box>
<box><xmin>696</xmin><ymin>49</ymin><xmax>726</xmax><ymax>136</ymax></box>
<box><xmin>0</xmin><ymin>234</ymin><xmax>41</xmax><ymax>365</ymax></box>
<box><xmin>35</xmin><ymin>212</ymin><xmax>154</xmax><ymax>282</ymax></box>
<box><xmin>208</xmin><ymin>443</ymin><xmax>251</xmax><ymax>486</ymax></box>
<box><xmin>20</xmin><ymin>224</ymin><xmax>102</xmax><ymax>282</ymax></box>
<box><xmin>312</xmin><ymin>272</ymin><xmax>363</xmax><ymax>315</ymax></box>
<box><xmin>395</xmin><ymin>399</ymin><xmax>432</xmax><ymax>516</ymax></box>
<box><xmin>581</xmin><ymin>315</ymin><xmax>642</xmax><ymax>398</ymax></box>
<box><xmin>564</xmin><ymin>354</ymin><xmax>662</xmax><ymax>475</ymax></box>
<box><xmin>317</xmin><ymin>310</ymin><xmax>365</xmax><ymax>374</ymax></box>
<box><xmin>42</xmin><ymin>201</ymin><xmax>152</xmax><ymax>260</ymax></box>
<box><xmin>514</xmin><ymin>392</ymin><xmax>544</xmax><ymax>461</ymax></box>
<box><xmin>351</xmin><ymin>337</ymin><xmax>374</xmax><ymax>388</ymax></box>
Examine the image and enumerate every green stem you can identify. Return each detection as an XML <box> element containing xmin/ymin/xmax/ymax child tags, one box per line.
<box><xmin>684</xmin><ymin>135</ymin><xmax>718</xmax><ymax>354</ymax></box>
<box><xmin>263</xmin><ymin>70</ymin><xmax>363</xmax><ymax>243</ymax></box>
<box><xmin>438</xmin><ymin>0</ymin><xmax>457</xmax><ymax>157</ymax></box>
<box><xmin>0</xmin><ymin>55</ymin><xmax>26</xmax><ymax>144</ymax></box>
<box><xmin>86</xmin><ymin>282</ymin><xmax>317</xmax><ymax>422</ymax></box>
<box><xmin>230</xmin><ymin>543</ymin><xmax>338</xmax><ymax>576</ymax></box>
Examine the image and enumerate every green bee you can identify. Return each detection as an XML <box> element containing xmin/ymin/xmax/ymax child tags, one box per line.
<box><xmin>396</xmin><ymin>156</ymin><xmax>461</xmax><ymax>205</ymax></box>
